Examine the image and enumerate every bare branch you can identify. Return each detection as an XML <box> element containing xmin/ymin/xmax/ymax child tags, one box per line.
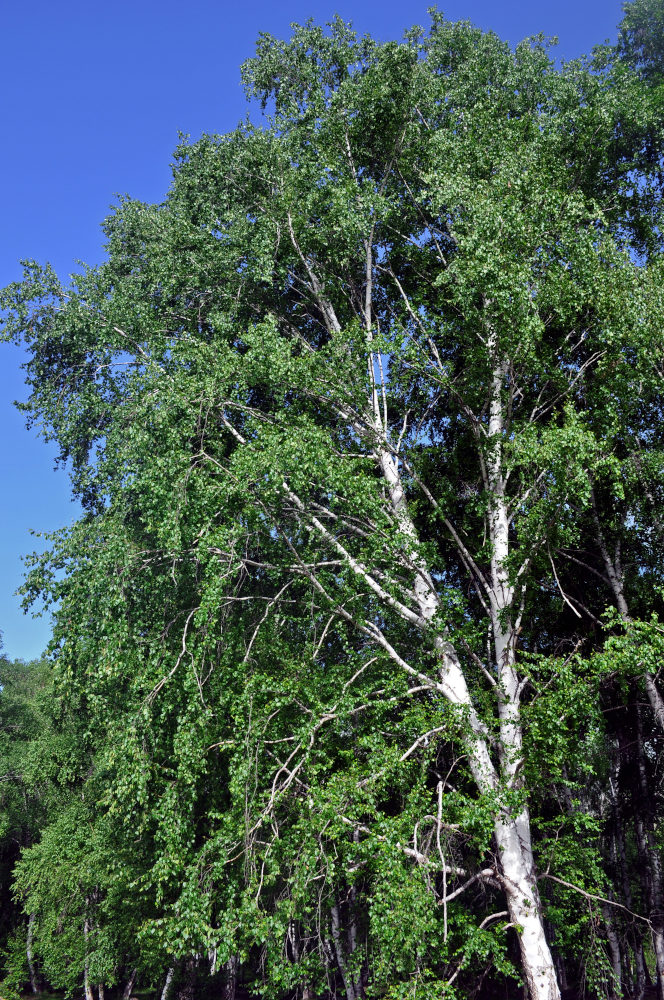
<box><xmin>540</xmin><ymin>874</ymin><xmax>652</xmax><ymax>925</ymax></box>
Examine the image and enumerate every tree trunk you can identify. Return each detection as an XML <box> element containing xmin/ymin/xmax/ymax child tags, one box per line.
<box><xmin>636</xmin><ymin>708</ymin><xmax>664</xmax><ymax>1000</ymax></box>
<box><xmin>176</xmin><ymin>959</ymin><xmax>197</xmax><ymax>1000</ymax></box>
<box><xmin>316</xmin><ymin>264</ymin><xmax>561</xmax><ymax>1000</ymax></box>
<box><xmin>27</xmin><ymin>911</ymin><xmax>38</xmax><ymax>993</ymax></box>
<box><xmin>495</xmin><ymin>811</ymin><xmax>560</xmax><ymax>1000</ymax></box>
<box><xmin>644</xmin><ymin>672</ymin><xmax>664</xmax><ymax>734</ymax></box>
<box><xmin>553</xmin><ymin>950</ymin><xmax>568</xmax><ymax>994</ymax></box>
<box><xmin>485</xmin><ymin>349</ymin><xmax>561</xmax><ymax>1000</ymax></box>
<box><xmin>83</xmin><ymin>907</ymin><xmax>94</xmax><ymax>1000</ymax></box>
<box><xmin>122</xmin><ymin>967</ymin><xmax>138</xmax><ymax>1000</ymax></box>
<box><xmin>160</xmin><ymin>967</ymin><xmax>175</xmax><ymax>1000</ymax></box>
<box><xmin>222</xmin><ymin>955</ymin><xmax>238</xmax><ymax>1000</ymax></box>
<box><xmin>601</xmin><ymin>902</ymin><xmax>623</xmax><ymax>999</ymax></box>
<box><xmin>347</xmin><ymin>878</ymin><xmax>364</xmax><ymax>1000</ymax></box>
<box><xmin>331</xmin><ymin>901</ymin><xmax>359</xmax><ymax>1000</ymax></box>
<box><xmin>611</xmin><ymin>764</ymin><xmax>650</xmax><ymax>998</ymax></box>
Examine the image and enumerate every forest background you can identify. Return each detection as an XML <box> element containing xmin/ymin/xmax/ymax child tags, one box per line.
<box><xmin>1</xmin><ymin>2</ymin><xmax>664</xmax><ymax>1000</ymax></box>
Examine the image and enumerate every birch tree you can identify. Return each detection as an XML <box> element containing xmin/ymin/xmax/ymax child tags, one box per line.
<box><xmin>2</xmin><ymin>11</ymin><xmax>663</xmax><ymax>1000</ymax></box>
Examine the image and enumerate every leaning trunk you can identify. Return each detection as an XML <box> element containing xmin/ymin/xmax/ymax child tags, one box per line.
<box><xmin>160</xmin><ymin>967</ymin><xmax>175</xmax><ymax>1000</ymax></box>
<box><xmin>122</xmin><ymin>968</ymin><xmax>138</xmax><ymax>1000</ymax></box>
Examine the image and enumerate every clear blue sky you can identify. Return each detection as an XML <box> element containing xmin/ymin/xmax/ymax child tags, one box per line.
<box><xmin>1</xmin><ymin>0</ymin><xmax>624</xmax><ymax>660</ymax></box>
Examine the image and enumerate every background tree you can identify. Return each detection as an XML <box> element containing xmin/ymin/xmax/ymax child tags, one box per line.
<box><xmin>0</xmin><ymin>651</ymin><xmax>52</xmax><ymax>991</ymax></box>
<box><xmin>618</xmin><ymin>0</ymin><xmax>664</xmax><ymax>82</ymax></box>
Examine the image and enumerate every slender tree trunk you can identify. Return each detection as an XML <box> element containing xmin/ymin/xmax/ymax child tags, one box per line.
<box><xmin>601</xmin><ymin>901</ymin><xmax>623</xmax><ymax>998</ymax></box>
<box><xmin>485</xmin><ymin>351</ymin><xmax>560</xmax><ymax>1000</ymax></box>
<box><xmin>222</xmin><ymin>955</ymin><xmax>238</xmax><ymax>1000</ymax></box>
<box><xmin>611</xmin><ymin>771</ymin><xmax>650</xmax><ymax>998</ymax></box>
<box><xmin>653</xmin><ymin>913</ymin><xmax>664</xmax><ymax>1000</ymax></box>
<box><xmin>331</xmin><ymin>902</ymin><xmax>359</xmax><ymax>1000</ymax></box>
<box><xmin>83</xmin><ymin>902</ymin><xmax>94</xmax><ymax>1000</ymax></box>
<box><xmin>553</xmin><ymin>950</ymin><xmax>568</xmax><ymax>994</ymax></box>
<box><xmin>160</xmin><ymin>967</ymin><xmax>175</xmax><ymax>1000</ymax></box>
<box><xmin>27</xmin><ymin>911</ymin><xmax>38</xmax><ymax>993</ymax></box>
<box><xmin>287</xmin><ymin>921</ymin><xmax>313</xmax><ymax>1000</ymax></box>
<box><xmin>122</xmin><ymin>967</ymin><xmax>138</xmax><ymax>1000</ymax></box>
<box><xmin>347</xmin><ymin>879</ymin><xmax>364</xmax><ymax>1000</ymax></box>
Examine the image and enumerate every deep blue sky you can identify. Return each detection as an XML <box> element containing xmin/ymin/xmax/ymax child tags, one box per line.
<box><xmin>1</xmin><ymin>0</ymin><xmax>624</xmax><ymax>660</ymax></box>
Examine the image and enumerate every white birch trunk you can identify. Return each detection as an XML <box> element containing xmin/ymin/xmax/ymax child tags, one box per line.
<box><xmin>486</xmin><ymin>348</ymin><xmax>561</xmax><ymax>1000</ymax></box>
<box><xmin>308</xmin><ymin>253</ymin><xmax>561</xmax><ymax>999</ymax></box>
<box><xmin>83</xmin><ymin>907</ymin><xmax>94</xmax><ymax>1000</ymax></box>
<box><xmin>495</xmin><ymin>813</ymin><xmax>560</xmax><ymax>1000</ymax></box>
<box><xmin>27</xmin><ymin>911</ymin><xmax>38</xmax><ymax>993</ymax></box>
<box><xmin>366</xmin><ymin>269</ymin><xmax>560</xmax><ymax>999</ymax></box>
<box><xmin>372</xmin><ymin>317</ymin><xmax>561</xmax><ymax>1000</ymax></box>
<box><xmin>223</xmin><ymin>954</ymin><xmax>238</xmax><ymax>1000</ymax></box>
<box><xmin>160</xmin><ymin>967</ymin><xmax>175</xmax><ymax>1000</ymax></box>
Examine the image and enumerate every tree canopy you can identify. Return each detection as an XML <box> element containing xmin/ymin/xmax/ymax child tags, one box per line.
<box><xmin>1</xmin><ymin>5</ymin><xmax>664</xmax><ymax>1000</ymax></box>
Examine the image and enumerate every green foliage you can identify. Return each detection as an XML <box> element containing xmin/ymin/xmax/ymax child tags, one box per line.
<box><xmin>618</xmin><ymin>0</ymin><xmax>664</xmax><ymax>82</ymax></box>
<box><xmin>1</xmin><ymin>7</ymin><xmax>663</xmax><ymax>999</ymax></box>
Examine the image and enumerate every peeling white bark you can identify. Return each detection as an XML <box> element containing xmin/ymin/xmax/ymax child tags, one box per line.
<box><xmin>495</xmin><ymin>813</ymin><xmax>560</xmax><ymax>1000</ymax></box>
